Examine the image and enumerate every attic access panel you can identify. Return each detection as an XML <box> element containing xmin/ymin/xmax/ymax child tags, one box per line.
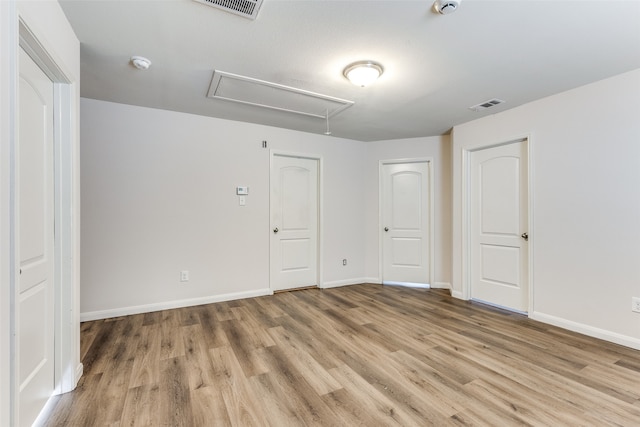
<box><xmin>207</xmin><ymin>70</ymin><xmax>354</xmax><ymax>119</ymax></box>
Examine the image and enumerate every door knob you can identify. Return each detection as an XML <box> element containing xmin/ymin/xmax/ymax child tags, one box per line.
<box><xmin>521</xmin><ymin>232</ymin><xmax>528</xmax><ymax>241</ymax></box>
<box><xmin>273</xmin><ymin>227</ymin><xmax>279</xmax><ymax>233</ymax></box>
<box><xmin>384</xmin><ymin>227</ymin><xmax>389</xmax><ymax>232</ymax></box>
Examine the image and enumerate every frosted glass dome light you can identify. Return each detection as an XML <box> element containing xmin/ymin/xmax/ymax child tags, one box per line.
<box><xmin>343</xmin><ymin>61</ymin><xmax>383</xmax><ymax>87</ymax></box>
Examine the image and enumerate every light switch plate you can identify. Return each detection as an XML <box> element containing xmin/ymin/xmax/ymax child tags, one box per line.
<box><xmin>236</xmin><ymin>186</ymin><xmax>249</xmax><ymax>195</ymax></box>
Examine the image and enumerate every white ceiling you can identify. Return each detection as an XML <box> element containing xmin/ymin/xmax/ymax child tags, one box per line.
<box><xmin>59</xmin><ymin>0</ymin><xmax>640</xmax><ymax>142</ymax></box>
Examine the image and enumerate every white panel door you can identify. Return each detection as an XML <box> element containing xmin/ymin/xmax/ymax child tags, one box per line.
<box><xmin>270</xmin><ymin>155</ymin><xmax>318</xmax><ymax>291</ymax></box>
<box><xmin>17</xmin><ymin>47</ymin><xmax>56</xmax><ymax>426</ymax></box>
<box><xmin>381</xmin><ymin>162</ymin><xmax>430</xmax><ymax>285</ymax></box>
<box><xmin>470</xmin><ymin>140</ymin><xmax>528</xmax><ymax>312</ymax></box>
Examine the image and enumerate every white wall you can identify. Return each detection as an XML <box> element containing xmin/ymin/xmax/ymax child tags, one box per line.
<box><xmin>452</xmin><ymin>69</ymin><xmax>640</xmax><ymax>349</ymax></box>
<box><xmin>80</xmin><ymin>99</ymin><xmax>369</xmax><ymax>318</ymax></box>
<box><xmin>80</xmin><ymin>71</ymin><xmax>639</xmax><ymax>350</ymax></box>
<box><xmin>1</xmin><ymin>0</ymin><xmax>81</xmax><ymax>424</ymax></box>
<box><xmin>364</xmin><ymin>136</ymin><xmax>452</xmax><ymax>286</ymax></box>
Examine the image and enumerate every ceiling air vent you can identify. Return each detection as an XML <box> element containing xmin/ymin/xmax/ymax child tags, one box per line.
<box><xmin>469</xmin><ymin>98</ymin><xmax>505</xmax><ymax>112</ymax></box>
<box><xmin>192</xmin><ymin>0</ymin><xmax>264</xmax><ymax>20</ymax></box>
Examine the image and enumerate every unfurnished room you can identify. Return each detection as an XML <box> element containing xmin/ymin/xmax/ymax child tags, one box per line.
<box><xmin>1</xmin><ymin>0</ymin><xmax>639</xmax><ymax>425</ymax></box>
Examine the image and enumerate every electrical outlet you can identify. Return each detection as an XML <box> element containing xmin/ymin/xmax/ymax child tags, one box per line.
<box><xmin>632</xmin><ymin>297</ymin><xmax>640</xmax><ymax>313</ymax></box>
<box><xmin>342</xmin><ymin>259</ymin><xmax>347</xmax><ymax>266</ymax></box>
<box><xmin>180</xmin><ymin>270</ymin><xmax>189</xmax><ymax>282</ymax></box>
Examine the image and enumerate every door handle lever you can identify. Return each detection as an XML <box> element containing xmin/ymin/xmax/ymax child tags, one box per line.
<box><xmin>521</xmin><ymin>232</ymin><xmax>528</xmax><ymax>241</ymax></box>
<box><xmin>273</xmin><ymin>227</ymin><xmax>279</xmax><ymax>233</ymax></box>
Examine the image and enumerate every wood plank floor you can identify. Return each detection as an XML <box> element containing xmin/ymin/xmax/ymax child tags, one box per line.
<box><xmin>45</xmin><ymin>284</ymin><xmax>640</xmax><ymax>426</ymax></box>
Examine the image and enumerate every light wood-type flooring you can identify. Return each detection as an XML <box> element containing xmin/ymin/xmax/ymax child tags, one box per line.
<box><xmin>45</xmin><ymin>284</ymin><xmax>640</xmax><ymax>426</ymax></box>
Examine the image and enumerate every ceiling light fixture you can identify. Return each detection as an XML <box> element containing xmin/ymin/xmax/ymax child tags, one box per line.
<box><xmin>434</xmin><ymin>0</ymin><xmax>461</xmax><ymax>15</ymax></box>
<box><xmin>131</xmin><ymin>56</ymin><xmax>152</xmax><ymax>70</ymax></box>
<box><xmin>343</xmin><ymin>61</ymin><xmax>383</xmax><ymax>87</ymax></box>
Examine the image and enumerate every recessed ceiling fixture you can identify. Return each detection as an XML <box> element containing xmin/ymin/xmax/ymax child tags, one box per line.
<box><xmin>434</xmin><ymin>0</ymin><xmax>461</xmax><ymax>15</ymax></box>
<box><xmin>130</xmin><ymin>56</ymin><xmax>151</xmax><ymax>70</ymax></box>
<box><xmin>343</xmin><ymin>61</ymin><xmax>384</xmax><ymax>87</ymax></box>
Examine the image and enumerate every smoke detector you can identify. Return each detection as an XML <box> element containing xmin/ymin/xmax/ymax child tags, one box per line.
<box><xmin>434</xmin><ymin>0</ymin><xmax>461</xmax><ymax>15</ymax></box>
<box><xmin>130</xmin><ymin>56</ymin><xmax>151</xmax><ymax>70</ymax></box>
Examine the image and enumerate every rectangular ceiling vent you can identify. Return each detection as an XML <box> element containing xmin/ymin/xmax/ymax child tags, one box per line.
<box><xmin>192</xmin><ymin>0</ymin><xmax>264</xmax><ymax>20</ymax></box>
<box><xmin>207</xmin><ymin>70</ymin><xmax>355</xmax><ymax>119</ymax></box>
<box><xmin>469</xmin><ymin>98</ymin><xmax>505</xmax><ymax>112</ymax></box>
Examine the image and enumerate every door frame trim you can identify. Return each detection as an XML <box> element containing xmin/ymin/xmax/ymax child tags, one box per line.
<box><xmin>378</xmin><ymin>158</ymin><xmax>435</xmax><ymax>287</ymax></box>
<box><xmin>8</xmin><ymin>16</ymin><xmax>79</xmax><ymax>425</ymax></box>
<box><xmin>461</xmin><ymin>136</ymin><xmax>534</xmax><ymax>314</ymax></box>
<box><xmin>269</xmin><ymin>150</ymin><xmax>323</xmax><ymax>291</ymax></box>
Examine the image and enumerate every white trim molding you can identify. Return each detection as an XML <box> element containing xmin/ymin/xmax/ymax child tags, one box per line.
<box><xmin>75</xmin><ymin>364</ymin><xmax>83</xmax><ymax>384</ymax></box>
<box><xmin>18</xmin><ymin>18</ymin><xmax>79</xmax><ymax>397</ymax></box>
<box><xmin>432</xmin><ymin>282</ymin><xmax>451</xmax><ymax>290</ymax></box>
<box><xmin>321</xmin><ymin>278</ymin><xmax>371</xmax><ymax>289</ymax></box>
<box><xmin>531</xmin><ymin>311</ymin><xmax>640</xmax><ymax>351</ymax></box>
<box><xmin>383</xmin><ymin>281</ymin><xmax>430</xmax><ymax>289</ymax></box>
<box><xmin>6</xmin><ymin>4</ymin><xmax>80</xmax><ymax>425</ymax></box>
<box><xmin>80</xmin><ymin>288</ymin><xmax>273</xmax><ymax>322</ymax></box>
<box><xmin>0</xmin><ymin>2</ymin><xmax>17</xmax><ymax>425</ymax></box>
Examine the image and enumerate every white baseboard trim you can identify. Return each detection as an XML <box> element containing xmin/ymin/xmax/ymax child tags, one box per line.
<box><xmin>80</xmin><ymin>288</ymin><xmax>273</xmax><ymax>322</ymax></box>
<box><xmin>451</xmin><ymin>290</ymin><xmax>464</xmax><ymax>299</ymax></box>
<box><xmin>432</xmin><ymin>282</ymin><xmax>451</xmax><ymax>290</ymax></box>
<box><xmin>530</xmin><ymin>311</ymin><xmax>640</xmax><ymax>350</ymax></box>
<box><xmin>363</xmin><ymin>277</ymin><xmax>382</xmax><ymax>284</ymax></box>
<box><xmin>34</xmin><ymin>392</ymin><xmax>61</xmax><ymax>427</ymax></box>
<box><xmin>322</xmin><ymin>278</ymin><xmax>371</xmax><ymax>289</ymax></box>
<box><xmin>75</xmin><ymin>363</ymin><xmax>83</xmax><ymax>386</ymax></box>
<box><xmin>383</xmin><ymin>281</ymin><xmax>430</xmax><ymax>289</ymax></box>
